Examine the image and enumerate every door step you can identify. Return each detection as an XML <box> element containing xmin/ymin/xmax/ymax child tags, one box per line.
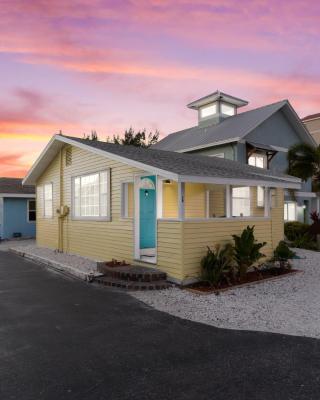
<box><xmin>95</xmin><ymin>264</ymin><xmax>170</xmax><ymax>290</ymax></box>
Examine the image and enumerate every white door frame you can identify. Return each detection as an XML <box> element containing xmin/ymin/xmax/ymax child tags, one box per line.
<box><xmin>133</xmin><ymin>173</ymin><xmax>158</xmax><ymax>263</ymax></box>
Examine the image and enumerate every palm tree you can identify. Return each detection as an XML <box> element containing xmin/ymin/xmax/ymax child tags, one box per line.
<box><xmin>287</xmin><ymin>143</ymin><xmax>320</xmax><ymax>191</ymax></box>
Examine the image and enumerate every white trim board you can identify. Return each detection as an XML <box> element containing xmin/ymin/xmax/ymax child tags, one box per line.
<box><xmin>22</xmin><ymin>134</ymin><xmax>300</xmax><ymax>190</ymax></box>
<box><xmin>0</xmin><ymin>194</ymin><xmax>35</xmax><ymax>198</ymax></box>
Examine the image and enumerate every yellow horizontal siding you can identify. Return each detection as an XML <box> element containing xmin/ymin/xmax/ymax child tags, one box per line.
<box><xmin>157</xmin><ymin>220</ymin><xmax>183</xmax><ymax>280</ymax></box>
<box><xmin>36</xmin><ymin>142</ymin><xmax>285</xmax><ymax>283</ymax></box>
<box><xmin>36</xmin><ymin>144</ymin><xmax>143</xmax><ymax>263</ymax></box>
<box><xmin>181</xmin><ymin>189</ymin><xmax>284</xmax><ymax>280</ymax></box>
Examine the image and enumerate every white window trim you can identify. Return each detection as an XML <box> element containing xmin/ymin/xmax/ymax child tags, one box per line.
<box><xmin>248</xmin><ymin>153</ymin><xmax>267</xmax><ymax>169</ymax></box>
<box><xmin>71</xmin><ymin>169</ymin><xmax>111</xmax><ymax>221</ymax></box>
<box><xmin>232</xmin><ymin>186</ymin><xmax>251</xmax><ymax>217</ymax></box>
<box><xmin>121</xmin><ymin>180</ymin><xmax>134</xmax><ymax>219</ymax></box>
<box><xmin>257</xmin><ymin>186</ymin><xmax>265</xmax><ymax>208</ymax></box>
<box><xmin>43</xmin><ymin>183</ymin><xmax>53</xmax><ymax>219</ymax></box>
<box><xmin>284</xmin><ymin>201</ymin><xmax>297</xmax><ymax>222</ymax></box>
<box><xmin>27</xmin><ymin>199</ymin><xmax>36</xmax><ymax>223</ymax></box>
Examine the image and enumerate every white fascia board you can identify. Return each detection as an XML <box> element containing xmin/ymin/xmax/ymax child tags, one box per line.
<box><xmin>23</xmin><ymin>136</ymin><xmax>61</xmax><ymax>185</ymax></box>
<box><xmin>0</xmin><ymin>194</ymin><xmax>36</xmax><ymax>198</ymax></box>
<box><xmin>176</xmin><ymin>137</ymin><xmax>241</xmax><ymax>153</ymax></box>
<box><xmin>284</xmin><ymin>190</ymin><xmax>317</xmax><ymax>198</ymax></box>
<box><xmin>56</xmin><ymin>136</ymin><xmax>179</xmax><ymax>180</ymax></box>
<box><xmin>177</xmin><ymin>175</ymin><xmax>301</xmax><ymax>189</ymax></box>
<box><xmin>285</xmin><ymin>101</ymin><xmax>318</xmax><ymax>147</ymax></box>
<box><xmin>24</xmin><ymin>135</ymin><xmax>179</xmax><ymax>185</ymax></box>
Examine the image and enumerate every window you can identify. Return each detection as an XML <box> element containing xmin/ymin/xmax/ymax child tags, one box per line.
<box><xmin>200</xmin><ymin>103</ymin><xmax>217</xmax><ymax>118</ymax></box>
<box><xmin>248</xmin><ymin>153</ymin><xmax>267</xmax><ymax>169</ymax></box>
<box><xmin>284</xmin><ymin>202</ymin><xmax>296</xmax><ymax>221</ymax></box>
<box><xmin>257</xmin><ymin>186</ymin><xmax>264</xmax><ymax>207</ymax></box>
<box><xmin>121</xmin><ymin>182</ymin><xmax>134</xmax><ymax>218</ymax></box>
<box><xmin>73</xmin><ymin>171</ymin><xmax>109</xmax><ymax>219</ymax></box>
<box><xmin>221</xmin><ymin>103</ymin><xmax>235</xmax><ymax>116</ymax></box>
<box><xmin>232</xmin><ymin>187</ymin><xmax>250</xmax><ymax>217</ymax></box>
<box><xmin>210</xmin><ymin>153</ymin><xmax>225</xmax><ymax>158</ymax></box>
<box><xmin>27</xmin><ymin>200</ymin><xmax>36</xmax><ymax>222</ymax></box>
<box><xmin>44</xmin><ymin>183</ymin><xmax>53</xmax><ymax>218</ymax></box>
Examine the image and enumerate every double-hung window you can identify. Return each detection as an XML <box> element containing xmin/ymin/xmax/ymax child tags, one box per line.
<box><xmin>232</xmin><ymin>187</ymin><xmax>251</xmax><ymax>217</ymax></box>
<box><xmin>73</xmin><ymin>170</ymin><xmax>110</xmax><ymax>219</ymax></box>
<box><xmin>28</xmin><ymin>199</ymin><xmax>36</xmax><ymax>222</ymax></box>
<box><xmin>44</xmin><ymin>183</ymin><xmax>53</xmax><ymax>218</ymax></box>
<box><xmin>248</xmin><ymin>153</ymin><xmax>267</xmax><ymax>169</ymax></box>
<box><xmin>284</xmin><ymin>202</ymin><xmax>296</xmax><ymax>221</ymax></box>
<box><xmin>257</xmin><ymin>186</ymin><xmax>264</xmax><ymax>207</ymax></box>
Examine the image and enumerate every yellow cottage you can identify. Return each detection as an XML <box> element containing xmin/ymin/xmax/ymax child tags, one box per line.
<box><xmin>23</xmin><ymin>135</ymin><xmax>301</xmax><ymax>285</ymax></box>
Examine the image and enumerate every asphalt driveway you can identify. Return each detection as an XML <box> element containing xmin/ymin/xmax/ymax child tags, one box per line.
<box><xmin>1</xmin><ymin>252</ymin><xmax>320</xmax><ymax>400</ymax></box>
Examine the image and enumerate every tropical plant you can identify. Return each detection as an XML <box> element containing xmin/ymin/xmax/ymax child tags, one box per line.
<box><xmin>310</xmin><ymin>210</ymin><xmax>320</xmax><ymax>223</ymax></box>
<box><xmin>287</xmin><ymin>143</ymin><xmax>320</xmax><ymax>191</ymax></box>
<box><xmin>200</xmin><ymin>243</ymin><xmax>234</xmax><ymax>287</ymax></box>
<box><xmin>284</xmin><ymin>221</ymin><xmax>309</xmax><ymax>241</ymax></box>
<box><xmin>109</xmin><ymin>127</ymin><xmax>159</xmax><ymax>148</ymax></box>
<box><xmin>232</xmin><ymin>226</ymin><xmax>266</xmax><ymax>279</ymax></box>
<box><xmin>273</xmin><ymin>241</ymin><xmax>295</xmax><ymax>269</ymax></box>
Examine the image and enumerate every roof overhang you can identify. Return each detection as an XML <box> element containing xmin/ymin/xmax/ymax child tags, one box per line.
<box><xmin>187</xmin><ymin>91</ymin><xmax>248</xmax><ymax>110</ymax></box>
<box><xmin>23</xmin><ymin>135</ymin><xmax>301</xmax><ymax>190</ymax></box>
<box><xmin>0</xmin><ymin>193</ymin><xmax>35</xmax><ymax>198</ymax></box>
<box><xmin>282</xmin><ymin>102</ymin><xmax>317</xmax><ymax>147</ymax></box>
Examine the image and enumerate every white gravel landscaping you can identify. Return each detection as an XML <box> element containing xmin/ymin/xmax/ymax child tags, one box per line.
<box><xmin>132</xmin><ymin>249</ymin><xmax>320</xmax><ymax>339</ymax></box>
<box><xmin>10</xmin><ymin>245</ymin><xmax>100</xmax><ymax>280</ymax></box>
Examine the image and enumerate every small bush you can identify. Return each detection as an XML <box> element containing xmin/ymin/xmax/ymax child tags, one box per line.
<box><xmin>274</xmin><ymin>241</ymin><xmax>295</xmax><ymax>260</ymax></box>
<box><xmin>273</xmin><ymin>241</ymin><xmax>295</xmax><ymax>269</ymax></box>
<box><xmin>291</xmin><ymin>233</ymin><xmax>318</xmax><ymax>250</ymax></box>
<box><xmin>232</xmin><ymin>226</ymin><xmax>266</xmax><ymax>279</ymax></box>
<box><xmin>284</xmin><ymin>222</ymin><xmax>309</xmax><ymax>241</ymax></box>
<box><xmin>309</xmin><ymin>221</ymin><xmax>320</xmax><ymax>239</ymax></box>
<box><xmin>200</xmin><ymin>243</ymin><xmax>234</xmax><ymax>287</ymax></box>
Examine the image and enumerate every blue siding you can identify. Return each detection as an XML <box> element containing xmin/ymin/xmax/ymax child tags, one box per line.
<box><xmin>240</xmin><ymin>110</ymin><xmax>312</xmax><ymax>192</ymax></box>
<box><xmin>2</xmin><ymin>198</ymin><xmax>36</xmax><ymax>240</ymax></box>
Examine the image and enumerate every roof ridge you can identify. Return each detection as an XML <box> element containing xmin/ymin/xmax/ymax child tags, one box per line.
<box><xmin>159</xmin><ymin>99</ymin><xmax>287</xmax><ymax>141</ymax></box>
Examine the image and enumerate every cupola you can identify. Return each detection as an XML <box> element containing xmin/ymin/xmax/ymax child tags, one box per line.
<box><xmin>187</xmin><ymin>90</ymin><xmax>248</xmax><ymax>126</ymax></box>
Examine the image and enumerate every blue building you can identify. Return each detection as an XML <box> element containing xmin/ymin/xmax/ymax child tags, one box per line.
<box><xmin>154</xmin><ymin>91</ymin><xmax>318</xmax><ymax>223</ymax></box>
<box><xmin>0</xmin><ymin>178</ymin><xmax>36</xmax><ymax>240</ymax></box>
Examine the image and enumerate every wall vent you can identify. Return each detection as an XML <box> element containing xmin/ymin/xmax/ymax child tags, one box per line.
<box><xmin>65</xmin><ymin>147</ymin><xmax>72</xmax><ymax>166</ymax></box>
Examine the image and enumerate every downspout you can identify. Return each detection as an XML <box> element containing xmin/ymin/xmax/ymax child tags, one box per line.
<box><xmin>58</xmin><ymin>149</ymin><xmax>63</xmax><ymax>252</ymax></box>
<box><xmin>58</xmin><ymin>148</ymin><xmax>70</xmax><ymax>253</ymax></box>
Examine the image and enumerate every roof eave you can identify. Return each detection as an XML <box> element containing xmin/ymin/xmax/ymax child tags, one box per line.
<box><xmin>178</xmin><ymin>175</ymin><xmax>301</xmax><ymax>189</ymax></box>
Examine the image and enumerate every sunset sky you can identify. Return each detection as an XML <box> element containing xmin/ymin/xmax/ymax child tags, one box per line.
<box><xmin>0</xmin><ymin>0</ymin><xmax>320</xmax><ymax>177</ymax></box>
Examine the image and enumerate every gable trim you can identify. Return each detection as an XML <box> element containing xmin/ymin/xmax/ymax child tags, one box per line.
<box><xmin>177</xmin><ymin>137</ymin><xmax>240</xmax><ymax>153</ymax></box>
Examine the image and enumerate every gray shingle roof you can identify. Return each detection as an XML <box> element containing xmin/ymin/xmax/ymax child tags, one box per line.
<box><xmin>153</xmin><ymin>100</ymin><xmax>287</xmax><ymax>151</ymax></box>
<box><xmin>66</xmin><ymin>136</ymin><xmax>299</xmax><ymax>186</ymax></box>
<box><xmin>0</xmin><ymin>178</ymin><xmax>35</xmax><ymax>195</ymax></box>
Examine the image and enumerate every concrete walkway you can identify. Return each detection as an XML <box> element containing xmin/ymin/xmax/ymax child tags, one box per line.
<box><xmin>1</xmin><ymin>251</ymin><xmax>320</xmax><ymax>400</ymax></box>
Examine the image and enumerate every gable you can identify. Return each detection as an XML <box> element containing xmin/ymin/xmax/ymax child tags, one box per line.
<box><xmin>245</xmin><ymin>109</ymin><xmax>303</xmax><ymax>148</ymax></box>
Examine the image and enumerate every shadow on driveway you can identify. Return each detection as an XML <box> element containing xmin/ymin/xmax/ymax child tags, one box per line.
<box><xmin>0</xmin><ymin>251</ymin><xmax>319</xmax><ymax>400</ymax></box>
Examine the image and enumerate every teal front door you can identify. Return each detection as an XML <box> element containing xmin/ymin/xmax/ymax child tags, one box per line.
<box><xmin>139</xmin><ymin>176</ymin><xmax>156</xmax><ymax>249</ymax></box>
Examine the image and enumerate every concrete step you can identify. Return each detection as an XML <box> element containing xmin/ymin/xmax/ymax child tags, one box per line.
<box><xmin>97</xmin><ymin>264</ymin><xmax>167</xmax><ymax>283</ymax></box>
<box><xmin>94</xmin><ymin>276</ymin><xmax>170</xmax><ymax>290</ymax></box>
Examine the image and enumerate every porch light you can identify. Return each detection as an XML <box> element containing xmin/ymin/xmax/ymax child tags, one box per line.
<box><xmin>145</xmin><ymin>190</ymin><xmax>149</xmax><ymax>197</ymax></box>
<box><xmin>164</xmin><ymin>179</ymin><xmax>172</xmax><ymax>184</ymax></box>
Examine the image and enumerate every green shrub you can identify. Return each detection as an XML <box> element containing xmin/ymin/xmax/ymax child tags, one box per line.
<box><xmin>232</xmin><ymin>226</ymin><xmax>266</xmax><ymax>279</ymax></box>
<box><xmin>200</xmin><ymin>243</ymin><xmax>234</xmax><ymax>287</ymax></box>
<box><xmin>273</xmin><ymin>241</ymin><xmax>295</xmax><ymax>261</ymax></box>
<box><xmin>291</xmin><ymin>233</ymin><xmax>318</xmax><ymax>250</ymax></box>
<box><xmin>284</xmin><ymin>221</ymin><xmax>309</xmax><ymax>241</ymax></box>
